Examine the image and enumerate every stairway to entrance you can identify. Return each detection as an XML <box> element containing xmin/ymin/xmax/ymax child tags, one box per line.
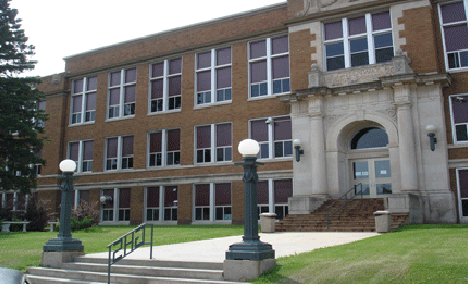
<box><xmin>26</xmin><ymin>257</ymin><xmax>243</xmax><ymax>284</ymax></box>
<box><xmin>276</xmin><ymin>199</ymin><xmax>409</xmax><ymax>232</ymax></box>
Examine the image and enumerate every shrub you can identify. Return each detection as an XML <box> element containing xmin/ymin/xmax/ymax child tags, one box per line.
<box><xmin>58</xmin><ymin>200</ymin><xmax>100</xmax><ymax>232</ymax></box>
<box><xmin>25</xmin><ymin>196</ymin><xmax>48</xmax><ymax>232</ymax></box>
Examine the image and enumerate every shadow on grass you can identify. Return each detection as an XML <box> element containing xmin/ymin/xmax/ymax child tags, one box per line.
<box><xmin>395</xmin><ymin>224</ymin><xmax>468</xmax><ymax>232</ymax></box>
<box><xmin>252</xmin><ymin>265</ymin><xmax>301</xmax><ymax>284</ymax></box>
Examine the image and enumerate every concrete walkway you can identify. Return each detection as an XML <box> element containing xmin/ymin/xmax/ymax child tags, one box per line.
<box><xmin>83</xmin><ymin>232</ymin><xmax>379</xmax><ymax>263</ymax></box>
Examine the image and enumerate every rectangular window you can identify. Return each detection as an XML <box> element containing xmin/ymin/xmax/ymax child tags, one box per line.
<box><xmin>68</xmin><ymin>140</ymin><xmax>94</xmax><ymax>173</ymax></box>
<box><xmin>118</xmin><ymin>188</ymin><xmax>131</xmax><ymax>221</ymax></box>
<box><xmin>250</xmin><ymin>116</ymin><xmax>292</xmax><ymax>159</ymax></box>
<box><xmin>71</xmin><ymin>76</ymin><xmax>97</xmax><ymax>124</ymax></box>
<box><xmin>450</xmin><ymin>95</ymin><xmax>468</xmax><ymax>143</ymax></box>
<box><xmin>324</xmin><ymin>11</ymin><xmax>393</xmax><ymax>71</ymax></box>
<box><xmin>215</xmin><ymin>183</ymin><xmax>232</xmax><ymax>221</ymax></box>
<box><xmin>34</xmin><ymin>151</ymin><xmax>42</xmax><ymax>175</ymax></box>
<box><xmin>194</xmin><ymin>183</ymin><xmax>231</xmax><ymax>222</ymax></box>
<box><xmin>196</xmin><ymin>47</ymin><xmax>232</xmax><ymax>105</ymax></box>
<box><xmin>149</xmin><ymin>58</ymin><xmax>182</xmax><ymax>113</ymax></box>
<box><xmin>195</xmin><ymin>123</ymin><xmax>232</xmax><ymax>163</ymax></box>
<box><xmin>105</xmin><ymin>135</ymin><xmax>133</xmax><ymax>171</ymax></box>
<box><xmin>195</xmin><ymin>184</ymin><xmax>211</xmax><ymax>221</ymax></box>
<box><xmin>456</xmin><ymin>169</ymin><xmax>468</xmax><ymax>220</ymax></box>
<box><xmin>439</xmin><ymin>1</ymin><xmax>468</xmax><ymax>70</ymax></box>
<box><xmin>145</xmin><ymin>186</ymin><xmax>178</xmax><ymax>222</ymax></box>
<box><xmin>146</xmin><ymin>187</ymin><xmax>160</xmax><ymax>221</ymax></box>
<box><xmin>148</xmin><ymin>128</ymin><xmax>181</xmax><ymax>167</ymax></box>
<box><xmin>101</xmin><ymin>189</ymin><xmax>114</xmax><ymax>222</ymax></box>
<box><xmin>249</xmin><ymin>36</ymin><xmax>289</xmax><ymax>98</ymax></box>
<box><xmin>256</xmin><ymin>178</ymin><xmax>293</xmax><ymax>220</ymax></box>
<box><xmin>36</xmin><ymin>101</ymin><xmax>46</xmax><ymax>128</ymax></box>
<box><xmin>108</xmin><ymin>68</ymin><xmax>136</xmax><ymax>119</ymax></box>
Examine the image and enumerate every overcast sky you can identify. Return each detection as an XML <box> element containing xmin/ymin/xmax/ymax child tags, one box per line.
<box><xmin>10</xmin><ymin>0</ymin><xmax>286</xmax><ymax>77</ymax></box>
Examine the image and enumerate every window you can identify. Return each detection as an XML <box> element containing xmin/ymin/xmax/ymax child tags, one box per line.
<box><xmin>257</xmin><ymin>178</ymin><xmax>293</xmax><ymax>220</ymax></box>
<box><xmin>249</xmin><ymin>36</ymin><xmax>290</xmax><ymax>98</ymax></box>
<box><xmin>36</xmin><ymin>101</ymin><xmax>46</xmax><ymax>128</ymax></box>
<box><xmin>195</xmin><ymin>123</ymin><xmax>232</xmax><ymax>163</ymax></box>
<box><xmin>350</xmin><ymin>127</ymin><xmax>388</xmax><ymax>149</ymax></box>
<box><xmin>118</xmin><ymin>188</ymin><xmax>131</xmax><ymax>221</ymax></box>
<box><xmin>148</xmin><ymin>128</ymin><xmax>181</xmax><ymax>167</ymax></box>
<box><xmin>101</xmin><ymin>188</ymin><xmax>131</xmax><ymax>222</ymax></box>
<box><xmin>250</xmin><ymin>116</ymin><xmax>292</xmax><ymax>159</ymax></box>
<box><xmin>145</xmin><ymin>186</ymin><xmax>178</xmax><ymax>222</ymax></box>
<box><xmin>149</xmin><ymin>58</ymin><xmax>182</xmax><ymax>113</ymax></box>
<box><xmin>71</xmin><ymin>76</ymin><xmax>96</xmax><ymax>124</ymax></box>
<box><xmin>196</xmin><ymin>47</ymin><xmax>232</xmax><ymax>105</ymax></box>
<box><xmin>101</xmin><ymin>189</ymin><xmax>114</xmax><ymax>222</ymax></box>
<box><xmin>456</xmin><ymin>168</ymin><xmax>468</xmax><ymax>220</ymax></box>
<box><xmin>108</xmin><ymin>68</ymin><xmax>136</xmax><ymax>119</ymax></box>
<box><xmin>34</xmin><ymin>151</ymin><xmax>42</xmax><ymax>175</ymax></box>
<box><xmin>439</xmin><ymin>1</ymin><xmax>468</xmax><ymax>70</ymax></box>
<box><xmin>68</xmin><ymin>140</ymin><xmax>94</xmax><ymax>172</ymax></box>
<box><xmin>450</xmin><ymin>95</ymin><xmax>468</xmax><ymax>142</ymax></box>
<box><xmin>194</xmin><ymin>183</ymin><xmax>231</xmax><ymax>222</ymax></box>
<box><xmin>105</xmin><ymin>136</ymin><xmax>133</xmax><ymax>171</ymax></box>
<box><xmin>324</xmin><ymin>11</ymin><xmax>394</xmax><ymax>71</ymax></box>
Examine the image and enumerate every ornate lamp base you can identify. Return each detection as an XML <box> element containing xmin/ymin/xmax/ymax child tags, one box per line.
<box><xmin>225</xmin><ymin>240</ymin><xmax>275</xmax><ymax>261</ymax></box>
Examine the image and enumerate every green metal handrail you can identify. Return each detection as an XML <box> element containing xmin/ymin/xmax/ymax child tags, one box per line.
<box><xmin>326</xmin><ymin>184</ymin><xmax>363</xmax><ymax>229</ymax></box>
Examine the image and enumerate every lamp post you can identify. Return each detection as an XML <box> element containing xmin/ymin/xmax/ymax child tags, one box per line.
<box><xmin>43</xmin><ymin>159</ymin><xmax>84</xmax><ymax>255</ymax></box>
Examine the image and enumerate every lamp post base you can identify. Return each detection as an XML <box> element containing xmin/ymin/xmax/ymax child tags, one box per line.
<box><xmin>224</xmin><ymin>258</ymin><xmax>276</xmax><ymax>281</ymax></box>
<box><xmin>43</xmin><ymin>237</ymin><xmax>84</xmax><ymax>252</ymax></box>
<box><xmin>225</xmin><ymin>240</ymin><xmax>275</xmax><ymax>261</ymax></box>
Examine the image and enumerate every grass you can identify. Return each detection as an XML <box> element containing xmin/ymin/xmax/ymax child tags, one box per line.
<box><xmin>0</xmin><ymin>224</ymin><xmax>244</xmax><ymax>272</ymax></box>
<box><xmin>252</xmin><ymin>224</ymin><xmax>468</xmax><ymax>284</ymax></box>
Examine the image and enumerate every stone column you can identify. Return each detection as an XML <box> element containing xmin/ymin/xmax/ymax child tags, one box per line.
<box><xmin>310</xmin><ymin>114</ymin><xmax>327</xmax><ymax>195</ymax></box>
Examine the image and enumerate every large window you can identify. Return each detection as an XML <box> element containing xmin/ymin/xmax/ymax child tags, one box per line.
<box><xmin>439</xmin><ymin>1</ymin><xmax>468</xmax><ymax>70</ymax></box>
<box><xmin>145</xmin><ymin>186</ymin><xmax>178</xmax><ymax>222</ymax></box>
<box><xmin>68</xmin><ymin>140</ymin><xmax>94</xmax><ymax>173</ymax></box>
<box><xmin>105</xmin><ymin>136</ymin><xmax>134</xmax><ymax>171</ymax></box>
<box><xmin>194</xmin><ymin>183</ymin><xmax>232</xmax><ymax>222</ymax></box>
<box><xmin>195</xmin><ymin>123</ymin><xmax>232</xmax><ymax>163</ymax></box>
<box><xmin>196</xmin><ymin>47</ymin><xmax>232</xmax><ymax>105</ymax></box>
<box><xmin>150</xmin><ymin>58</ymin><xmax>182</xmax><ymax>113</ymax></box>
<box><xmin>250</xmin><ymin>116</ymin><xmax>292</xmax><ymax>159</ymax></box>
<box><xmin>71</xmin><ymin>76</ymin><xmax>97</xmax><ymax>124</ymax></box>
<box><xmin>100</xmin><ymin>188</ymin><xmax>131</xmax><ymax>222</ymax></box>
<box><xmin>257</xmin><ymin>178</ymin><xmax>293</xmax><ymax>220</ymax></box>
<box><xmin>450</xmin><ymin>94</ymin><xmax>468</xmax><ymax>143</ymax></box>
<box><xmin>323</xmin><ymin>11</ymin><xmax>394</xmax><ymax>71</ymax></box>
<box><xmin>148</xmin><ymin>128</ymin><xmax>181</xmax><ymax>167</ymax></box>
<box><xmin>249</xmin><ymin>36</ymin><xmax>290</xmax><ymax>98</ymax></box>
<box><xmin>108</xmin><ymin>68</ymin><xmax>136</xmax><ymax>119</ymax></box>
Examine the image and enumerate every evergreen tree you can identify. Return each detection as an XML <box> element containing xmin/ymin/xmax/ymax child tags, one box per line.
<box><xmin>0</xmin><ymin>0</ymin><xmax>47</xmax><ymax>194</ymax></box>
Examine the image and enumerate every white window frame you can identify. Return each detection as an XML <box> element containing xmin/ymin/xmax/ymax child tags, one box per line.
<box><xmin>148</xmin><ymin>58</ymin><xmax>182</xmax><ymax>114</ymax></box>
<box><xmin>100</xmin><ymin>188</ymin><xmax>131</xmax><ymax>224</ymax></box>
<box><xmin>70</xmin><ymin>76</ymin><xmax>97</xmax><ymax>125</ymax></box>
<box><xmin>438</xmin><ymin>0</ymin><xmax>468</xmax><ymax>71</ymax></box>
<box><xmin>322</xmin><ymin>11</ymin><xmax>394</xmax><ymax>72</ymax></box>
<box><xmin>147</xmin><ymin>128</ymin><xmax>181</xmax><ymax>167</ymax></box>
<box><xmin>104</xmin><ymin>135</ymin><xmax>134</xmax><ymax>171</ymax></box>
<box><xmin>449</xmin><ymin>94</ymin><xmax>468</xmax><ymax>144</ymax></box>
<box><xmin>195</xmin><ymin>47</ymin><xmax>232</xmax><ymax>105</ymax></box>
<box><xmin>193</xmin><ymin>183</ymin><xmax>232</xmax><ymax>223</ymax></box>
<box><xmin>67</xmin><ymin>140</ymin><xmax>94</xmax><ymax>173</ymax></box>
<box><xmin>249</xmin><ymin>115</ymin><xmax>293</xmax><ymax>160</ymax></box>
<box><xmin>194</xmin><ymin>123</ymin><xmax>233</xmax><ymax>164</ymax></box>
<box><xmin>456</xmin><ymin>168</ymin><xmax>468</xmax><ymax>222</ymax></box>
<box><xmin>108</xmin><ymin>68</ymin><xmax>136</xmax><ymax>120</ymax></box>
<box><xmin>248</xmin><ymin>36</ymin><xmax>290</xmax><ymax>98</ymax></box>
<box><xmin>257</xmin><ymin>178</ymin><xmax>293</xmax><ymax>221</ymax></box>
<box><xmin>144</xmin><ymin>186</ymin><xmax>178</xmax><ymax>223</ymax></box>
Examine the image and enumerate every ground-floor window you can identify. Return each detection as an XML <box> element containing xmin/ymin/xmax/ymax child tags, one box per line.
<box><xmin>257</xmin><ymin>178</ymin><xmax>293</xmax><ymax>220</ymax></box>
<box><xmin>145</xmin><ymin>186</ymin><xmax>178</xmax><ymax>222</ymax></box>
<box><xmin>456</xmin><ymin>168</ymin><xmax>468</xmax><ymax>220</ymax></box>
<box><xmin>194</xmin><ymin>183</ymin><xmax>232</xmax><ymax>222</ymax></box>
<box><xmin>100</xmin><ymin>188</ymin><xmax>131</xmax><ymax>222</ymax></box>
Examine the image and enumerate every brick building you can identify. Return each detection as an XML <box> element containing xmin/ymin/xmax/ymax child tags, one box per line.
<box><xmin>5</xmin><ymin>0</ymin><xmax>468</xmax><ymax>225</ymax></box>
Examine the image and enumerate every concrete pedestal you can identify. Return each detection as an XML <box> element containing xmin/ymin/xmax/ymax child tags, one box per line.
<box><xmin>224</xmin><ymin>259</ymin><xmax>276</xmax><ymax>281</ymax></box>
<box><xmin>260</xmin><ymin>213</ymin><xmax>276</xmax><ymax>233</ymax></box>
<box><xmin>374</xmin><ymin>211</ymin><xmax>391</xmax><ymax>233</ymax></box>
<box><xmin>40</xmin><ymin>251</ymin><xmax>84</xmax><ymax>268</ymax></box>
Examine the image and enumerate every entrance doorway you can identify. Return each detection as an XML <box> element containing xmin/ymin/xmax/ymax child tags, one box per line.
<box><xmin>351</xmin><ymin>158</ymin><xmax>392</xmax><ymax>198</ymax></box>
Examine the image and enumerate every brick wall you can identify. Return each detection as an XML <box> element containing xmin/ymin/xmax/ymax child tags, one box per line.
<box><xmin>177</xmin><ymin>184</ymin><xmax>193</xmax><ymax>225</ymax></box>
<box><xmin>289</xmin><ymin>29</ymin><xmax>315</xmax><ymax>91</ymax></box>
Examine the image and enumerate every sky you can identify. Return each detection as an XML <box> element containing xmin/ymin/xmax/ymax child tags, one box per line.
<box><xmin>10</xmin><ymin>0</ymin><xmax>286</xmax><ymax>77</ymax></box>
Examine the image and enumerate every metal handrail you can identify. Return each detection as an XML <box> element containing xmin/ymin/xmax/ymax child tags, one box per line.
<box><xmin>326</xmin><ymin>184</ymin><xmax>363</xmax><ymax>229</ymax></box>
<box><xmin>107</xmin><ymin>223</ymin><xmax>153</xmax><ymax>284</ymax></box>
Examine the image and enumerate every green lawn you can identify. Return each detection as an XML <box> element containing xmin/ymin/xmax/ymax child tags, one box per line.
<box><xmin>252</xmin><ymin>224</ymin><xmax>468</xmax><ymax>284</ymax></box>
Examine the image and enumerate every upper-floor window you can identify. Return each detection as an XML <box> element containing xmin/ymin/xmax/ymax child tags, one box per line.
<box><xmin>195</xmin><ymin>123</ymin><xmax>232</xmax><ymax>164</ymax></box>
<box><xmin>68</xmin><ymin>140</ymin><xmax>94</xmax><ymax>173</ymax></box>
<box><xmin>108</xmin><ymin>68</ymin><xmax>136</xmax><ymax>119</ymax></box>
<box><xmin>439</xmin><ymin>1</ymin><xmax>468</xmax><ymax>70</ymax></box>
<box><xmin>196</xmin><ymin>47</ymin><xmax>232</xmax><ymax>105</ymax></box>
<box><xmin>249</xmin><ymin>36</ymin><xmax>290</xmax><ymax>98</ymax></box>
<box><xmin>150</xmin><ymin>58</ymin><xmax>182</xmax><ymax>113</ymax></box>
<box><xmin>324</xmin><ymin>11</ymin><xmax>394</xmax><ymax>71</ymax></box>
<box><xmin>71</xmin><ymin>76</ymin><xmax>97</xmax><ymax>124</ymax></box>
<box><xmin>450</xmin><ymin>94</ymin><xmax>468</xmax><ymax>143</ymax></box>
<box><xmin>250</xmin><ymin>116</ymin><xmax>292</xmax><ymax>159</ymax></box>
<box><xmin>105</xmin><ymin>135</ymin><xmax>134</xmax><ymax>171</ymax></box>
<box><xmin>36</xmin><ymin>101</ymin><xmax>46</xmax><ymax>128</ymax></box>
<box><xmin>148</xmin><ymin>128</ymin><xmax>181</xmax><ymax>167</ymax></box>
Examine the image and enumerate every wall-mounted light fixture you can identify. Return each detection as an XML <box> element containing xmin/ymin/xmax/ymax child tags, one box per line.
<box><xmin>293</xmin><ymin>139</ymin><xmax>304</xmax><ymax>162</ymax></box>
<box><xmin>425</xmin><ymin>125</ymin><xmax>437</xmax><ymax>151</ymax></box>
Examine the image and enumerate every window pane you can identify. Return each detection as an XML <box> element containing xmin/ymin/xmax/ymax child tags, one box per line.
<box><xmin>169</xmin><ymin>58</ymin><xmax>182</xmax><ymax>74</ymax></box>
<box><xmin>274</xmin><ymin>179</ymin><xmax>293</xmax><ymax>203</ymax></box>
<box><xmin>326</xmin><ymin>42</ymin><xmax>344</xmax><ymax>57</ymax></box>
<box><xmin>324</xmin><ymin>21</ymin><xmax>343</xmax><ymax>40</ymax></box>
<box><xmin>124</xmin><ymin>86</ymin><xmax>136</xmax><ymax>103</ymax></box>
<box><xmin>461</xmin><ymin>51</ymin><xmax>468</xmax><ymax>67</ymax></box>
<box><xmin>217</xmin><ymin>67</ymin><xmax>231</xmax><ymax>89</ymax></box>
<box><xmin>456</xmin><ymin>124</ymin><xmax>468</xmax><ymax>141</ymax></box>
<box><xmin>38</xmin><ymin>101</ymin><xmax>46</xmax><ymax>111</ymax></box>
<box><xmin>272</xmin><ymin>36</ymin><xmax>288</xmax><ymax>54</ymax></box>
<box><xmin>119</xmin><ymin>188</ymin><xmax>131</xmax><ymax>208</ymax></box>
<box><xmin>215</xmin><ymin>183</ymin><xmax>231</xmax><ymax>206</ymax></box>
<box><xmin>86</xmin><ymin>93</ymin><xmax>96</xmax><ymax>111</ymax></box>
<box><xmin>257</xmin><ymin>181</ymin><xmax>269</xmax><ymax>204</ymax></box>
<box><xmin>87</xmin><ymin>77</ymin><xmax>97</xmax><ymax>91</ymax></box>
<box><xmin>351</xmin><ymin>52</ymin><xmax>369</xmax><ymax>67</ymax></box>
<box><xmin>217</xmin><ymin>123</ymin><xmax>231</xmax><ymax>147</ymax></box>
<box><xmin>327</xmin><ymin>56</ymin><xmax>345</xmax><ymax>71</ymax></box>
<box><xmin>125</xmin><ymin>68</ymin><xmax>136</xmax><ymax>83</ymax></box>
<box><xmin>152</xmin><ymin>63</ymin><xmax>164</xmax><ymax>78</ymax></box>
<box><xmin>168</xmin><ymin>76</ymin><xmax>181</xmax><ymax>97</ymax></box>
<box><xmin>251</xmin><ymin>120</ymin><xmax>268</xmax><ymax>142</ymax></box>
<box><xmin>374</xmin><ymin>33</ymin><xmax>393</xmax><ymax>49</ymax></box>
<box><xmin>350</xmin><ymin>127</ymin><xmax>388</xmax><ymax>149</ymax></box>
<box><xmin>459</xmin><ymin>170</ymin><xmax>468</xmax><ymax>198</ymax></box>
<box><xmin>197</xmin><ymin>52</ymin><xmax>211</xmax><ymax>69</ymax></box>
<box><xmin>70</xmin><ymin>142</ymin><xmax>79</xmax><ymax>162</ymax></box>
<box><xmin>72</xmin><ymin>95</ymin><xmax>83</xmax><ymax>112</ymax></box>
<box><xmin>376</xmin><ymin>184</ymin><xmax>392</xmax><ymax>195</ymax></box>
<box><xmin>274</xmin><ymin>117</ymin><xmax>292</xmax><ymax>140</ymax></box>
<box><xmin>107</xmin><ymin>138</ymin><xmax>118</xmax><ymax>158</ymax></box>
<box><xmin>147</xmin><ymin>187</ymin><xmax>160</xmax><ymax>207</ymax></box>
<box><xmin>272</xmin><ymin>56</ymin><xmax>289</xmax><ymax>79</ymax></box>
<box><xmin>452</xmin><ymin>96</ymin><xmax>468</xmax><ymax>123</ymax></box>
<box><xmin>164</xmin><ymin>186</ymin><xmax>177</xmax><ymax>207</ymax></box>
<box><xmin>122</xmin><ymin>136</ymin><xmax>134</xmax><ymax>157</ymax></box>
<box><xmin>444</xmin><ymin>24</ymin><xmax>468</xmax><ymax>52</ymax></box>
<box><xmin>348</xmin><ymin>16</ymin><xmax>366</xmax><ymax>36</ymax></box>
<box><xmin>375</xmin><ymin>47</ymin><xmax>394</xmax><ymax>63</ymax></box>
<box><xmin>350</xmin><ymin>38</ymin><xmax>368</xmax><ymax>53</ymax></box>
<box><xmin>195</xmin><ymin>184</ymin><xmax>210</xmax><ymax>206</ymax></box>
<box><xmin>250</xmin><ymin>61</ymin><xmax>267</xmax><ymax>83</ymax></box>
<box><xmin>197</xmin><ymin>71</ymin><xmax>211</xmax><ymax>92</ymax></box>
<box><xmin>151</xmin><ymin>79</ymin><xmax>163</xmax><ymax>99</ymax></box>
<box><xmin>441</xmin><ymin>2</ymin><xmax>466</xmax><ymax>24</ymax></box>
<box><xmin>274</xmin><ymin>141</ymin><xmax>283</xmax><ymax>158</ymax></box>
<box><xmin>83</xmin><ymin>141</ymin><xmax>94</xmax><ymax>161</ymax></box>
<box><xmin>197</xmin><ymin>125</ymin><xmax>211</xmax><ymax>148</ymax></box>
<box><xmin>250</xmin><ymin>40</ymin><xmax>266</xmax><ymax>59</ymax></box>
<box><xmin>109</xmin><ymin>89</ymin><xmax>120</xmax><ymax>105</ymax></box>
<box><xmin>462</xmin><ymin>200</ymin><xmax>468</xmax><ymax>217</ymax></box>
<box><xmin>217</xmin><ymin>47</ymin><xmax>231</xmax><ymax>65</ymax></box>
<box><xmin>150</xmin><ymin>132</ymin><xmax>162</xmax><ymax>152</ymax></box>
<box><xmin>74</xmin><ymin>79</ymin><xmax>83</xmax><ymax>93</ymax></box>
<box><xmin>372</xmin><ymin>11</ymin><xmax>391</xmax><ymax>31</ymax></box>
<box><xmin>167</xmin><ymin>129</ymin><xmax>181</xmax><ymax>151</ymax></box>
<box><xmin>110</xmin><ymin>71</ymin><xmax>121</xmax><ymax>87</ymax></box>
<box><xmin>374</xmin><ymin>160</ymin><xmax>391</xmax><ymax>178</ymax></box>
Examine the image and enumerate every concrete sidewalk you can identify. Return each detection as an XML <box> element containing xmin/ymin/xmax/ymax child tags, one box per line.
<box><xmin>83</xmin><ymin>232</ymin><xmax>379</xmax><ymax>263</ymax></box>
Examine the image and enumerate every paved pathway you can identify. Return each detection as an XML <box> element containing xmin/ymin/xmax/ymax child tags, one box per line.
<box><xmin>83</xmin><ymin>232</ymin><xmax>379</xmax><ymax>263</ymax></box>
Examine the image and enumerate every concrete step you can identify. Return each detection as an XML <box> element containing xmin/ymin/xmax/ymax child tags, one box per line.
<box><xmin>74</xmin><ymin>257</ymin><xmax>224</xmax><ymax>270</ymax></box>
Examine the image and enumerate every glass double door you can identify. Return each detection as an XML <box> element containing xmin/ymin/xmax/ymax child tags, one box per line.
<box><xmin>351</xmin><ymin>158</ymin><xmax>392</xmax><ymax>198</ymax></box>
